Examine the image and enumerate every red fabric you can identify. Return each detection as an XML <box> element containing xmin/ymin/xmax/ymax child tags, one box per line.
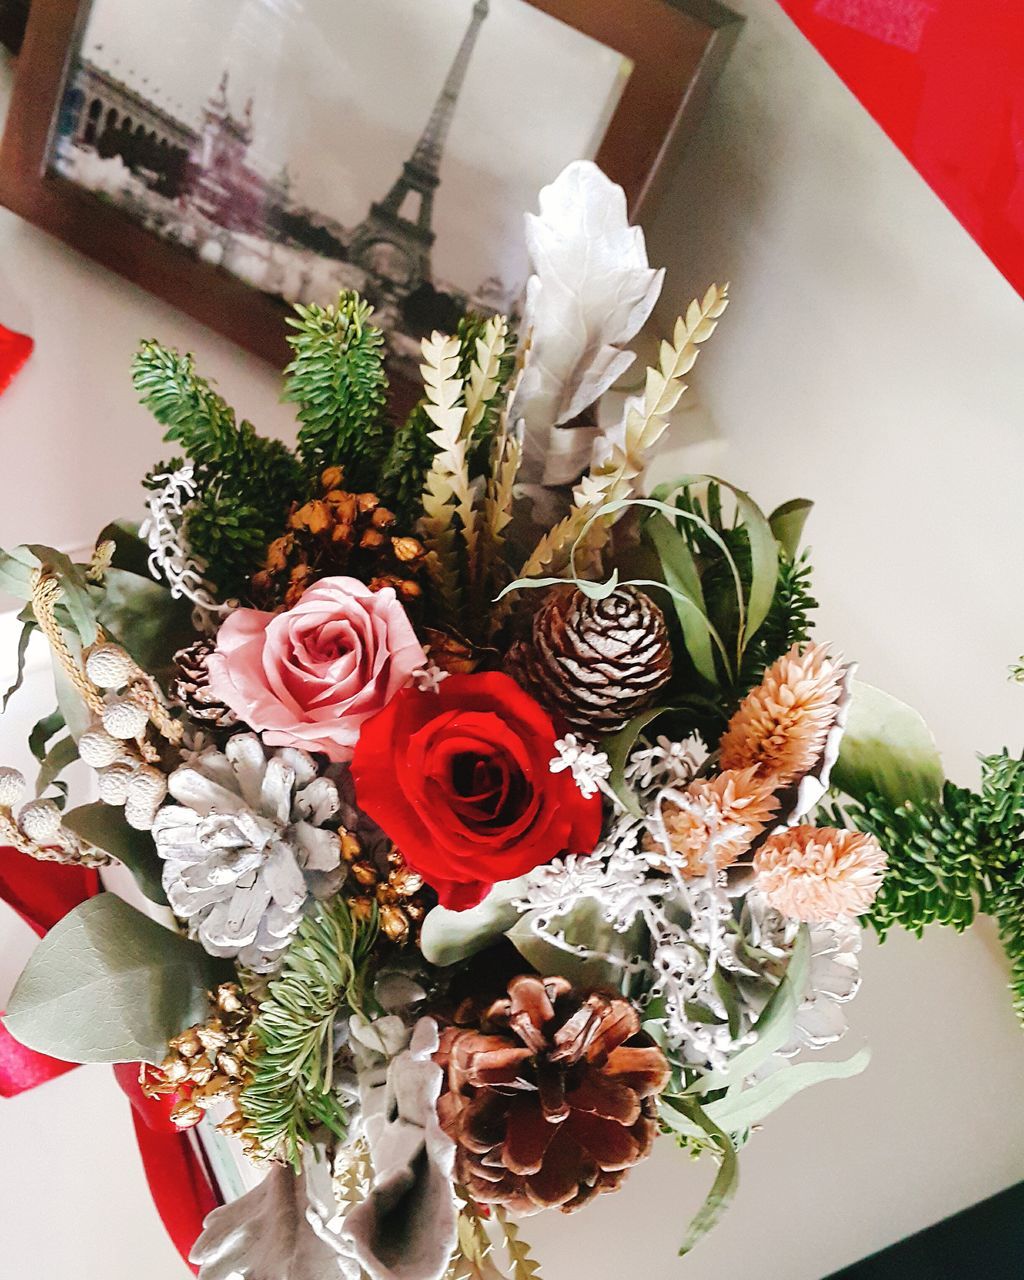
<box><xmin>0</xmin><ymin>322</ymin><xmax>33</xmax><ymax>394</ymax></box>
<box><xmin>0</xmin><ymin>849</ymin><xmax>218</xmax><ymax>1271</ymax></box>
<box><xmin>773</xmin><ymin>0</ymin><xmax>1024</xmax><ymax>296</ymax></box>
<box><xmin>0</xmin><ymin>1017</ymin><xmax>76</xmax><ymax>1095</ymax></box>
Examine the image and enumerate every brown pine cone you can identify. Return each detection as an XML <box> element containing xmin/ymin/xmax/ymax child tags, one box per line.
<box><xmin>171</xmin><ymin>639</ymin><xmax>239</xmax><ymax>729</ymax></box>
<box><xmin>508</xmin><ymin>584</ymin><xmax>672</xmax><ymax>735</ymax></box>
<box><xmin>435</xmin><ymin>975</ymin><xmax>669</xmax><ymax>1214</ymax></box>
<box><xmin>250</xmin><ymin>466</ymin><xmax>426</xmax><ymax>609</ymax></box>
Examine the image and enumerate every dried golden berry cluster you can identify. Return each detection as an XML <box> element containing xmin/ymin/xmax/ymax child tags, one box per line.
<box><xmin>342</xmin><ymin>839</ymin><xmax>428</xmax><ymax>946</ymax></box>
<box><xmin>143</xmin><ymin>982</ymin><xmax>257</xmax><ymax>1143</ymax></box>
<box><xmin>251</xmin><ymin>466</ymin><xmax>426</xmax><ymax>609</ymax></box>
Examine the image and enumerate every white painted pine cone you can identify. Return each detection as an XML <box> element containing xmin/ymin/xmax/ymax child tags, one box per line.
<box><xmin>96</xmin><ymin>760</ymin><xmax>135</xmax><ymax>806</ymax></box>
<box><xmin>18</xmin><ymin>799</ymin><xmax>63</xmax><ymax>841</ymax></box>
<box><xmin>79</xmin><ymin>726</ymin><xmax>125</xmax><ymax>768</ymax></box>
<box><xmin>102</xmin><ymin>697</ymin><xmax>149</xmax><ymax>741</ymax></box>
<box><xmin>85</xmin><ymin>644</ymin><xmax>137</xmax><ymax>689</ymax></box>
<box><xmin>0</xmin><ymin>767</ymin><xmax>26</xmax><ymax>807</ymax></box>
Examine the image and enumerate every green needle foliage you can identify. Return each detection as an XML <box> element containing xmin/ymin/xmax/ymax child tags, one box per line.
<box><xmin>835</xmin><ymin>751</ymin><xmax>1024</xmax><ymax>1021</ymax></box>
<box><xmin>283</xmin><ymin>293</ymin><xmax>391</xmax><ymax>492</ymax></box>
<box><xmin>134</xmin><ymin>341</ymin><xmax>303</xmax><ymax>599</ymax></box>
<box><xmin>239</xmin><ymin>898</ymin><xmax>378</xmax><ymax>1169</ymax></box>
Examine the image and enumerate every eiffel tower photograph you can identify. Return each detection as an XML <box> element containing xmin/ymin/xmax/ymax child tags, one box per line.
<box><xmin>43</xmin><ymin>0</ymin><xmax>631</xmax><ymax>364</ymax></box>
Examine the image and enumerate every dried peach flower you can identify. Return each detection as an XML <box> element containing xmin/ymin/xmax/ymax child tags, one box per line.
<box><xmin>753</xmin><ymin>825</ymin><xmax>887</xmax><ymax>922</ymax></box>
<box><xmin>719</xmin><ymin>643</ymin><xmax>845</xmax><ymax>787</ymax></box>
<box><xmin>647</xmin><ymin>765</ymin><xmax>780</xmax><ymax>877</ymax></box>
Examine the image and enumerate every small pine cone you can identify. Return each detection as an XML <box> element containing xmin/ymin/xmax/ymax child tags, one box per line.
<box><xmin>508</xmin><ymin>585</ymin><xmax>672</xmax><ymax>735</ymax></box>
<box><xmin>171</xmin><ymin>640</ymin><xmax>239</xmax><ymax>729</ymax></box>
<box><xmin>435</xmin><ymin>976</ymin><xmax>669</xmax><ymax>1214</ymax></box>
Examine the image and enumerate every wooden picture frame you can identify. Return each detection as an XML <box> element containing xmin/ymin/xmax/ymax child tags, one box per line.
<box><xmin>0</xmin><ymin>0</ymin><xmax>741</xmax><ymax>372</ymax></box>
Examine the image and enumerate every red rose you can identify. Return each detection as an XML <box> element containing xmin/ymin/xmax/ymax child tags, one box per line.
<box><xmin>351</xmin><ymin>672</ymin><xmax>602</xmax><ymax>911</ymax></box>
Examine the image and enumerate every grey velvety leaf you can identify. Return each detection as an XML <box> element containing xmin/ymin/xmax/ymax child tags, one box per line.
<box><xmin>5</xmin><ymin>893</ymin><xmax>225</xmax><ymax>1064</ymax></box>
<box><xmin>191</xmin><ymin>1161</ymin><xmax>353</xmax><ymax>1280</ymax></box>
<box><xmin>418</xmin><ymin>877</ymin><xmax>527</xmax><ymax>967</ymax></box>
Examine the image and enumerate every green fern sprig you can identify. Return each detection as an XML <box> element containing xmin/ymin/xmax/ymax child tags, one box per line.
<box><xmin>239</xmin><ymin>897</ymin><xmax>378</xmax><ymax>1169</ymax></box>
<box><xmin>283</xmin><ymin>293</ymin><xmax>391</xmax><ymax>492</ymax></box>
<box><xmin>133</xmin><ymin>341</ymin><xmax>302</xmax><ymax>599</ymax></box>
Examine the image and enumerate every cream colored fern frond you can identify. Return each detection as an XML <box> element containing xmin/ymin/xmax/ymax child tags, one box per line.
<box><xmin>495</xmin><ymin>1208</ymin><xmax>543</xmax><ymax>1280</ymax></box>
<box><xmin>517</xmin><ymin>283</ymin><xmax>729</xmax><ymax>582</ymax></box>
<box><xmin>464</xmin><ymin>314</ymin><xmax>510</xmax><ymax>434</ymax></box>
<box><xmin>419</xmin><ymin>331</ymin><xmax>473</xmax><ymax>613</ymax></box>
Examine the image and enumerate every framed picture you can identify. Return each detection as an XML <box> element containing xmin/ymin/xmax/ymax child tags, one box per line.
<box><xmin>0</xmin><ymin>0</ymin><xmax>741</xmax><ymax>377</ymax></box>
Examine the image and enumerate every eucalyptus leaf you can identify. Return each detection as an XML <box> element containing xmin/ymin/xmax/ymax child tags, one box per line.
<box><xmin>52</xmin><ymin>648</ymin><xmax>93</xmax><ymax>743</ymax></box>
<box><xmin>705</xmin><ymin>1045</ymin><xmax>870</xmax><ymax>1134</ymax></box>
<box><xmin>5</xmin><ymin>893</ymin><xmax>227</xmax><ymax>1064</ymax></box>
<box><xmin>769</xmin><ymin>498</ymin><xmax>813</xmax><ymax>559</ymax></box>
<box><xmin>96</xmin><ymin>520</ymin><xmax>153</xmax><ymax>579</ymax></box>
<box><xmin>62</xmin><ymin>803</ymin><xmax>168</xmax><ymax>906</ymax></box>
<box><xmin>2</xmin><ymin>619</ymin><xmax>35</xmax><ymax>711</ymax></box>
<box><xmin>644</xmin><ymin>513</ymin><xmax>720</xmax><ymax>684</ymax></box>
<box><xmin>24</xmin><ymin>543</ymin><xmax>98</xmax><ymax>645</ymax></box>
<box><xmin>35</xmin><ymin>734</ymin><xmax>78</xmax><ymax>798</ymax></box>
<box><xmin>28</xmin><ymin>708</ymin><xmax>65</xmax><ymax>763</ymax></box>
<box><xmin>96</xmin><ymin>567</ymin><xmax>197</xmax><ymax>687</ymax></box>
<box><xmin>0</xmin><ymin>544</ymin><xmax>41</xmax><ymax>599</ymax></box>
<box><xmin>724</xmin><ymin>481</ymin><xmax>778</xmax><ymax>647</ymax></box>
<box><xmin>832</xmin><ymin>680</ymin><xmax>944</xmax><ymax>806</ymax></box>
<box><xmin>691</xmin><ymin>926</ymin><xmax>810</xmax><ymax>1095</ymax></box>
<box><xmin>419</xmin><ymin>877</ymin><xmax>527</xmax><ymax>967</ymax></box>
<box><xmin>659</xmin><ymin>1097</ymin><xmax>739</xmax><ymax>1255</ymax></box>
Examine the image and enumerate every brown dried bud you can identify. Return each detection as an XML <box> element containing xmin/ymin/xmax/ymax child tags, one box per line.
<box><xmin>360</xmin><ymin>528</ymin><xmax>387</xmax><ymax>550</ymax></box>
<box><xmin>160</xmin><ymin>1055</ymin><xmax>190</xmax><ymax>1085</ymax></box>
<box><xmin>290</xmin><ymin>500</ymin><xmax>333</xmax><ymax>535</ymax></box>
<box><xmin>347</xmin><ymin>895</ymin><xmax>375</xmax><ymax>924</ymax></box>
<box><xmin>170</xmin><ymin>1098</ymin><xmax>203</xmax><ymax>1128</ymax></box>
<box><xmin>264</xmin><ymin>535</ymin><xmax>293</xmax><ymax>574</ymax></box>
<box><xmin>340</xmin><ymin>830</ymin><xmax>362</xmax><ymax>863</ymax></box>
<box><xmin>172</xmin><ymin>1029</ymin><xmax>203</xmax><ymax>1059</ymax></box>
<box><xmin>349</xmin><ymin>859</ymin><xmax>379</xmax><ymax>888</ymax></box>
<box><xmin>358</xmin><ymin>493</ymin><xmax>381</xmax><ymax>515</ymax></box>
<box><xmin>371</xmin><ymin>506</ymin><xmax>396</xmax><ymax>529</ymax></box>
<box><xmin>332</xmin><ymin>523</ymin><xmax>354</xmax><ymax>544</ymax></box>
<box><xmin>379</xmin><ymin>904</ymin><xmax>410</xmax><ymax>945</ymax></box>
<box><xmin>216</xmin><ymin>1052</ymin><xmax>243</xmax><ymax>1079</ymax></box>
<box><xmin>389</xmin><ymin>865</ymin><xmax>424</xmax><ymax>897</ymax></box>
<box><xmin>392</xmin><ymin>536</ymin><xmax>425</xmax><ymax>564</ymax></box>
<box><xmin>320</xmin><ymin>465</ymin><xmax>345</xmax><ymax>491</ymax></box>
<box><xmin>216</xmin><ymin>984</ymin><xmax>244</xmax><ymax>1015</ymax></box>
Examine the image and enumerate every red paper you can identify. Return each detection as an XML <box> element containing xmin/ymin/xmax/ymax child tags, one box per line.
<box><xmin>0</xmin><ymin>323</ymin><xmax>33</xmax><ymax>394</ymax></box>
<box><xmin>773</xmin><ymin>0</ymin><xmax>1024</xmax><ymax>296</ymax></box>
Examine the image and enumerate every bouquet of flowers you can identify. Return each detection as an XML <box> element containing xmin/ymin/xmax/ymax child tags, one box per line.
<box><xmin>1</xmin><ymin>160</ymin><xmax>980</xmax><ymax>1279</ymax></box>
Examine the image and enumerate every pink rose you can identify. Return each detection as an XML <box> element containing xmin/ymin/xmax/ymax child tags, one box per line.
<box><xmin>206</xmin><ymin>576</ymin><xmax>427</xmax><ymax>763</ymax></box>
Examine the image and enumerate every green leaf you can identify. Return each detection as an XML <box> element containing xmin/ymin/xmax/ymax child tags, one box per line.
<box><xmin>644</xmin><ymin>513</ymin><xmax>720</xmax><ymax>684</ymax></box>
<box><xmin>832</xmin><ymin>680</ymin><xmax>944</xmax><ymax>806</ymax></box>
<box><xmin>96</xmin><ymin>567</ymin><xmax>196</xmax><ymax>687</ymax></box>
<box><xmin>62</xmin><ymin>803</ymin><xmax>168</xmax><ymax>906</ymax></box>
<box><xmin>724</xmin><ymin>482</ymin><xmax>778</xmax><ymax>648</ymax></box>
<box><xmin>706</xmin><ymin>1045</ymin><xmax>871</xmax><ymax>1134</ymax></box>
<box><xmin>35</xmin><ymin>734</ymin><xmax>78</xmax><ymax>798</ymax></box>
<box><xmin>419</xmin><ymin>878</ymin><xmax>527</xmax><ymax>967</ymax></box>
<box><xmin>28</xmin><ymin>708</ymin><xmax>65</xmax><ymax>763</ymax></box>
<box><xmin>604</xmin><ymin>707</ymin><xmax>675</xmax><ymax>818</ymax></box>
<box><xmin>661</xmin><ymin>1097</ymin><xmax>739</xmax><ymax>1255</ymax></box>
<box><xmin>5</xmin><ymin>893</ymin><xmax>227</xmax><ymax>1064</ymax></box>
<box><xmin>769</xmin><ymin>498</ymin><xmax>813</xmax><ymax>559</ymax></box>
<box><xmin>96</xmin><ymin>520</ymin><xmax>153</xmax><ymax>579</ymax></box>
<box><xmin>24</xmin><ymin>544</ymin><xmax>98</xmax><ymax>645</ymax></box>
<box><xmin>51</xmin><ymin>647</ymin><xmax>93</xmax><ymax>743</ymax></box>
<box><xmin>691</xmin><ymin>926</ymin><xmax>810</xmax><ymax>1095</ymax></box>
<box><xmin>0</xmin><ymin>544</ymin><xmax>41</xmax><ymax>598</ymax></box>
<box><xmin>2</xmin><ymin>619</ymin><xmax>36</xmax><ymax>711</ymax></box>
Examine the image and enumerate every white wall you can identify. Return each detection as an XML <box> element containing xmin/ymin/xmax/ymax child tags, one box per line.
<box><xmin>2</xmin><ymin>1</ymin><xmax>1024</xmax><ymax>1275</ymax></box>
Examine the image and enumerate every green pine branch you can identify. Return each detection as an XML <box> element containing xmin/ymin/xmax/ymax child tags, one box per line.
<box><xmin>834</xmin><ymin>751</ymin><xmax>1024</xmax><ymax>1021</ymax></box>
<box><xmin>238</xmin><ymin>897</ymin><xmax>378</xmax><ymax>1169</ymax></box>
<box><xmin>134</xmin><ymin>341</ymin><xmax>303</xmax><ymax>599</ymax></box>
<box><xmin>283</xmin><ymin>293</ymin><xmax>391</xmax><ymax>493</ymax></box>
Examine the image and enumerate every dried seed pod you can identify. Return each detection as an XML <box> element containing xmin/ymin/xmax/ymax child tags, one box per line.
<box><xmin>85</xmin><ymin>643</ymin><xmax>137</xmax><ymax>689</ymax></box>
<box><xmin>0</xmin><ymin>767</ymin><xmax>26</xmax><ymax>808</ymax></box>
<box><xmin>18</xmin><ymin>799</ymin><xmax>63</xmax><ymax>842</ymax></box>
<box><xmin>102</xmin><ymin>697</ymin><xmax>150</xmax><ymax>741</ymax></box>
<box><xmin>78</xmin><ymin>727</ymin><xmax>125</xmax><ymax>769</ymax></box>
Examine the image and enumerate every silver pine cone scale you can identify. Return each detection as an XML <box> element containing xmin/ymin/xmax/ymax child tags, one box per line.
<box><xmin>509</xmin><ymin>584</ymin><xmax>672</xmax><ymax>735</ymax></box>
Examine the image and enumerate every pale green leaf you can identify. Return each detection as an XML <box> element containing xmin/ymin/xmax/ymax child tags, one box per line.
<box><xmin>832</xmin><ymin>680</ymin><xmax>944</xmax><ymax>806</ymax></box>
<box><xmin>62</xmin><ymin>803</ymin><xmax>168</xmax><ymax>906</ymax></box>
<box><xmin>604</xmin><ymin>707</ymin><xmax>675</xmax><ymax>818</ymax></box>
<box><xmin>35</xmin><ymin>734</ymin><xmax>79</xmax><ymax>798</ymax></box>
<box><xmin>768</xmin><ymin>498</ymin><xmax>813</xmax><ymax>559</ymax></box>
<box><xmin>420</xmin><ymin>877</ymin><xmax>527</xmax><ymax>967</ymax></box>
<box><xmin>6</xmin><ymin>893</ymin><xmax>227</xmax><ymax>1064</ymax></box>
<box><xmin>2</xmin><ymin>619</ymin><xmax>35</xmax><ymax>711</ymax></box>
<box><xmin>659</xmin><ymin>1097</ymin><xmax>739</xmax><ymax>1255</ymax></box>
<box><xmin>506</xmin><ymin>899</ymin><xmax>648</xmax><ymax>996</ymax></box>
<box><xmin>644</xmin><ymin>513</ymin><xmax>719</xmax><ymax>685</ymax></box>
<box><xmin>96</xmin><ymin>567</ymin><xmax>196</xmax><ymax>688</ymax></box>
<box><xmin>706</xmin><ymin>1045</ymin><xmax>871</xmax><ymax>1134</ymax></box>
